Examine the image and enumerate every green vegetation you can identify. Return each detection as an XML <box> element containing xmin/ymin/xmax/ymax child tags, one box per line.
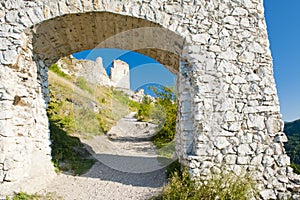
<box><xmin>6</xmin><ymin>192</ymin><xmax>60</xmax><ymax>200</ymax></box>
<box><xmin>76</xmin><ymin>76</ymin><xmax>93</xmax><ymax>94</ymax></box>
<box><xmin>49</xmin><ymin>64</ymin><xmax>70</xmax><ymax>79</ymax></box>
<box><xmin>154</xmin><ymin>164</ymin><xmax>258</xmax><ymax>200</ymax></box>
<box><xmin>47</xmin><ymin>66</ymin><xmax>139</xmax><ymax>174</ymax></box>
<box><xmin>284</xmin><ymin>119</ymin><xmax>300</xmax><ymax>174</ymax></box>
<box><xmin>49</xmin><ymin>120</ymin><xmax>95</xmax><ymax>175</ymax></box>
<box><xmin>165</xmin><ymin>159</ymin><xmax>182</xmax><ymax>179</ymax></box>
<box><xmin>136</xmin><ymin>86</ymin><xmax>177</xmax><ymax>148</ymax></box>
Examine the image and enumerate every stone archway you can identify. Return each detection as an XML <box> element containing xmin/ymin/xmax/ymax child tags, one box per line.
<box><xmin>0</xmin><ymin>0</ymin><xmax>297</xmax><ymax>198</ymax></box>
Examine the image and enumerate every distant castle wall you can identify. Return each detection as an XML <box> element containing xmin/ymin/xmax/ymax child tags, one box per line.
<box><xmin>110</xmin><ymin>60</ymin><xmax>130</xmax><ymax>90</ymax></box>
<box><xmin>57</xmin><ymin>56</ymin><xmax>130</xmax><ymax>91</ymax></box>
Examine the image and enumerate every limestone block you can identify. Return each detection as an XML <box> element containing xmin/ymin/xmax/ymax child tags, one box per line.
<box><xmin>224</xmin><ymin>155</ymin><xmax>237</xmax><ymax>165</ymax></box>
<box><xmin>3</xmin><ymin>159</ymin><xmax>15</xmax><ymax>171</ymax></box>
<box><xmin>0</xmin><ymin>169</ymin><xmax>4</xmax><ymax>182</ymax></box>
<box><xmin>239</xmin><ymin>51</ymin><xmax>255</xmax><ymax>63</ymax></box>
<box><xmin>240</xmin><ymin>18</ymin><xmax>250</xmax><ymax>27</ymax></box>
<box><xmin>0</xmin><ymin>122</ymin><xmax>15</xmax><ymax>137</ymax></box>
<box><xmin>218</xmin><ymin>49</ymin><xmax>237</xmax><ymax>60</ymax></box>
<box><xmin>192</xmin><ymin>33</ymin><xmax>210</xmax><ymax>44</ymax></box>
<box><xmin>58</xmin><ymin>1</ymin><xmax>70</xmax><ymax>14</ymax></box>
<box><xmin>5</xmin><ymin>10</ymin><xmax>18</xmax><ymax>24</ymax></box>
<box><xmin>241</xmin><ymin>0</ymin><xmax>255</xmax><ymax>8</ymax></box>
<box><xmin>232</xmin><ymin>75</ymin><xmax>247</xmax><ymax>84</ymax></box>
<box><xmin>228</xmin><ymin>122</ymin><xmax>241</xmax><ymax>132</ymax></box>
<box><xmin>264</xmin><ymin>167</ymin><xmax>275</xmax><ymax>180</ymax></box>
<box><xmin>214</xmin><ymin>137</ymin><xmax>230</xmax><ymax>150</ymax></box>
<box><xmin>248</xmin><ymin>42</ymin><xmax>265</xmax><ymax>53</ymax></box>
<box><xmin>265</xmin><ymin>147</ymin><xmax>274</xmax><ymax>156</ymax></box>
<box><xmin>276</xmin><ymin>155</ymin><xmax>290</xmax><ymax>167</ymax></box>
<box><xmin>274</xmin><ymin>133</ymin><xmax>288</xmax><ymax>143</ymax></box>
<box><xmin>278</xmin><ymin>175</ymin><xmax>289</xmax><ymax>184</ymax></box>
<box><xmin>260</xmin><ymin>189</ymin><xmax>276</xmax><ymax>200</ymax></box>
<box><xmin>68</xmin><ymin>0</ymin><xmax>83</xmax><ymax>11</ymax></box>
<box><xmin>232</xmin><ymin>7</ymin><xmax>248</xmax><ymax>16</ymax></box>
<box><xmin>237</xmin><ymin>144</ymin><xmax>253</xmax><ymax>155</ymax></box>
<box><xmin>251</xmin><ymin>154</ymin><xmax>263</xmax><ymax>165</ymax></box>
<box><xmin>262</xmin><ymin>155</ymin><xmax>274</xmax><ymax>167</ymax></box>
<box><xmin>237</xmin><ymin>156</ymin><xmax>250</xmax><ymax>165</ymax></box>
<box><xmin>197</xmin><ymin>134</ymin><xmax>209</xmax><ymax>142</ymax></box>
<box><xmin>2</xmin><ymin>49</ymin><xmax>18</xmax><ymax>65</ymax></box>
<box><xmin>266</xmin><ymin>118</ymin><xmax>283</xmax><ymax>134</ymax></box>
<box><xmin>247</xmin><ymin>115</ymin><xmax>265</xmax><ymax>130</ymax></box>
<box><xmin>270</xmin><ymin>143</ymin><xmax>283</xmax><ymax>155</ymax></box>
<box><xmin>214</xmin><ymin>153</ymin><xmax>223</xmax><ymax>164</ymax></box>
<box><xmin>223</xmin><ymin>16</ymin><xmax>238</xmax><ymax>26</ymax></box>
<box><xmin>247</xmin><ymin>73</ymin><xmax>261</xmax><ymax>82</ymax></box>
<box><xmin>195</xmin><ymin>144</ymin><xmax>209</xmax><ymax>156</ymax></box>
<box><xmin>224</xmin><ymin>111</ymin><xmax>235</xmax><ymax>122</ymax></box>
<box><xmin>26</xmin><ymin>7</ymin><xmax>43</xmax><ymax>24</ymax></box>
<box><xmin>4</xmin><ymin>167</ymin><xmax>24</xmax><ymax>182</ymax></box>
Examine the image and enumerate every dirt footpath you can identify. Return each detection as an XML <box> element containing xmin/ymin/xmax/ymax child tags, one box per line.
<box><xmin>39</xmin><ymin>113</ymin><xmax>171</xmax><ymax>200</ymax></box>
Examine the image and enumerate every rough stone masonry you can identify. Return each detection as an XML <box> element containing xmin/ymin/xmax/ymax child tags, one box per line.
<box><xmin>0</xmin><ymin>0</ymin><xmax>299</xmax><ymax>199</ymax></box>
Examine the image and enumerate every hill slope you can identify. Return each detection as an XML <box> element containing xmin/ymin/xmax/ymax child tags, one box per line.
<box><xmin>284</xmin><ymin>119</ymin><xmax>300</xmax><ymax>167</ymax></box>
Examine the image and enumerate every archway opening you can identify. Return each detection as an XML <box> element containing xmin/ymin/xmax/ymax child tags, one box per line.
<box><xmin>47</xmin><ymin>48</ymin><xmax>178</xmax><ymax>175</ymax></box>
<box><xmin>29</xmin><ymin>11</ymin><xmax>190</xmax><ymax>191</ymax></box>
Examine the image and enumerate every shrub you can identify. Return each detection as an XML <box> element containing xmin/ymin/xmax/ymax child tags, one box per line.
<box><xmin>166</xmin><ymin>159</ymin><xmax>182</xmax><ymax>179</ymax></box>
<box><xmin>151</xmin><ymin>86</ymin><xmax>177</xmax><ymax>148</ymax></box>
<box><xmin>7</xmin><ymin>192</ymin><xmax>61</xmax><ymax>200</ymax></box>
<box><xmin>155</xmin><ymin>167</ymin><xmax>258</xmax><ymax>200</ymax></box>
<box><xmin>291</xmin><ymin>162</ymin><xmax>300</xmax><ymax>174</ymax></box>
<box><xmin>136</xmin><ymin>96</ymin><xmax>152</xmax><ymax>122</ymax></box>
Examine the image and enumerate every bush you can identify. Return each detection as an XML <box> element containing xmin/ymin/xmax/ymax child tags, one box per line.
<box><xmin>166</xmin><ymin>159</ymin><xmax>182</xmax><ymax>179</ymax></box>
<box><xmin>151</xmin><ymin>86</ymin><xmax>177</xmax><ymax>148</ymax></box>
<box><xmin>291</xmin><ymin>162</ymin><xmax>300</xmax><ymax>174</ymax></box>
<box><xmin>7</xmin><ymin>192</ymin><xmax>60</xmax><ymax>200</ymax></box>
<box><xmin>155</xmin><ymin>167</ymin><xmax>258</xmax><ymax>200</ymax></box>
<box><xmin>136</xmin><ymin>96</ymin><xmax>152</xmax><ymax>122</ymax></box>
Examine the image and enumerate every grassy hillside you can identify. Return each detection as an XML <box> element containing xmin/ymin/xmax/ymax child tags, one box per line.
<box><xmin>284</xmin><ymin>119</ymin><xmax>300</xmax><ymax>173</ymax></box>
<box><xmin>47</xmin><ymin>60</ymin><xmax>178</xmax><ymax>174</ymax></box>
<box><xmin>47</xmin><ymin>64</ymin><xmax>138</xmax><ymax>174</ymax></box>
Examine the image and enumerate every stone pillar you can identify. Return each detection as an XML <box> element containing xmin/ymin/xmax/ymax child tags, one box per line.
<box><xmin>0</xmin><ymin>33</ymin><xmax>55</xmax><ymax>196</ymax></box>
<box><xmin>180</xmin><ymin>1</ymin><xmax>294</xmax><ymax>198</ymax></box>
<box><xmin>176</xmin><ymin>60</ymin><xmax>195</xmax><ymax>162</ymax></box>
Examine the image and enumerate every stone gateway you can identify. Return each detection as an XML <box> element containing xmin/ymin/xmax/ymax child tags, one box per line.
<box><xmin>0</xmin><ymin>0</ymin><xmax>298</xmax><ymax>198</ymax></box>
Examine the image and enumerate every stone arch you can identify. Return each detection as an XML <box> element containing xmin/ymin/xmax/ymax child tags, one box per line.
<box><xmin>31</xmin><ymin>11</ymin><xmax>185</xmax><ymax>102</ymax></box>
<box><xmin>0</xmin><ymin>0</ymin><xmax>297</xmax><ymax>198</ymax></box>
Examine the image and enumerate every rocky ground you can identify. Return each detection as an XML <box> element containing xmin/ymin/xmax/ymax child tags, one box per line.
<box><xmin>38</xmin><ymin>112</ymin><xmax>172</xmax><ymax>200</ymax></box>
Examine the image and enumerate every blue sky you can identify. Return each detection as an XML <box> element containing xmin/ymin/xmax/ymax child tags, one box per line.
<box><xmin>73</xmin><ymin>48</ymin><xmax>176</xmax><ymax>94</ymax></box>
<box><xmin>264</xmin><ymin>0</ymin><xmax>300</xmax><ymax>122</ymax></box>
<box><xmin>73</xmin><ymin>1</ymin><xmax>300</xmax><ymax>122</ymax></box>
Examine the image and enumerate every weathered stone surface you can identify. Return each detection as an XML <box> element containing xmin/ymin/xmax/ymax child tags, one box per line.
<box><xmin>214</xmin><ymin>137</ymin><xmax>230</xmax><ymax>150</ymax></box>
<box><xmin>260</xmin><ymin>189</ymin><xmax>276</xmax><ymax>200</ymax></box>
<box><xmin>0</xmin><ymin>0</ymin><xmax>297</xmax><ymax>198</ymax></box>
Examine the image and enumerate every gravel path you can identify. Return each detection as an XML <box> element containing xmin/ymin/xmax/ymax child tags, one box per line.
<box><xmin>39</xmin><ymin>112</ymin><xmax>169</xmax><ymax>200</ymax></box>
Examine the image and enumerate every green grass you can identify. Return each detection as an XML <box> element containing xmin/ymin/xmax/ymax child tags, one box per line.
<box><xmin>47</xmin><ymin>71</ymin><xmax>140</xmax><ymax>173</ymax></box>
<box><xmin>7</xmin><ymin>192</ymin><xmax>61</xmax><ymax>200</ymax></box>
<box><xmin>49</xmin><ymin>120</ymin><xmax>95</xmax><ymax>175</ymax></box>
<box><xmin>49</xmin><ymin>64</ymin><xmax>70</xmax><ymax>79</ymax></box>
<box><xmin>76</xmin><ymin>76</ymin><xmax>93</xmax><ymax>94</ymax></box>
